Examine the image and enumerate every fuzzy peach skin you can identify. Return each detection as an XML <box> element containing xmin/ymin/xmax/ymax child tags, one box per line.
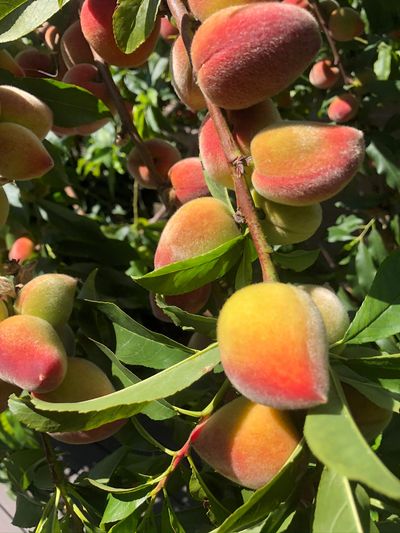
<box><xmin>0</xmin><ymin>379</ymin><xmax>20</xmax><ymax>413</ymax></box>
<box><xmin>160</xmin><ymin>17</ymin><xmax>179</xmax><ymax>41</ymax></box>
<box><xmin>15</xmin><ymin>48</ymin><xmax>55</xmax><ymax>78</ymax></box>
<box><xmin>0</xmin><ymin>187</ymin><xmax>9</xmax><ymax>227</ymax></box>
<box><xmin>218</xmin><ymin>283</ymin><xmax>329</xmax><ymax>409</ymax></box>
<box><xmin>309</xmin><ymin>60</ymin><xmax>340</xmax><ymax>90</ymax></box>
<box><xmin>80</xmin><ymin>0</ymin><xmax>160</xmax><ymax>68</ymax></box>
<box><xmin>191</xmin><ymin>3</ymin><xmax>321</xmax><ymax>110</ymax></box>
<box><xmin>252</xmin><ymin>191</ymin><xmax>322</xmax><ymax>245</ymax></box>
<box><xmin>15</xmin><ymin>274</ymin><xmax>77</xmax><ymax>328</ymax></box>
<box><xmin>250</xmin><ymin>121</ymin><xmax>365</xmax><ymax>206</ymax></box>
<box><xmin>169</xmin><ymin>157</ymin><xmax>209</xmax><ymax>204</ymax></box>
<box><xmin>171</xmin><ymin>36</ymin><xmax>206</xmax><ymax>111</ymax></box>
<box><xmin>281</xmin><ymin>0</ymin><xmax>310</xmax><ymax>9</ymax></box>
<box><xmin>193</xmin><ymin>396</ymin><xmax>301</xmax><ymax>489</ymax></box>
<box><xmin>60</xmin><ymin>20</ymin><xmax>94</xmax><ymax>69</ymax></box>
<box><xmin>200</xmin><ymin>99</ymin><xmax>281</xmax><ymax>189</ymax></box>
<box><xmin>127</xmin><ymin>139</ymin><xmax>181</xmax><ymax>189</ymax></box>
<box><xmin>0</xmin><ymin>315</ymin><xmax>67</xmax><ymax>392</ymax></box>
<box><xmin>328</xmin><ymin>93</ymin><xmax>359</xmax><ymax>123</ymax></box>
<box><xmin>150</xmin><ymin>285</ymin><xmax>212</xmax><ymax>321</ymax></box>
<box><xmin>328</xmin><ymin>7</ymin><xmax>364</xmax><ymax>42</ymax></box>
<box><xmin>154</xmin><ymin>197</ymin><xmax>240</xmax><ymax>268</ymax></box>
<box><xmin>0</xmin><ymin>50</ymin><xmax>24</xmax><ymax>77</ymax></box>
<box><xmin>0</xmin><ymin>86</ymin><xmax>53</xmax><ymax>140</ymax></box>
<box><xmin>298</xmin><ymin>284</ymin><xmax>349</xmax><ymax>345</ymax></box>
<box><xmin>0</xmin><ymin>123</ymin><xmax>54</xmax><ymax>181</ymax></box>
<box><xmin>8</xmin><ymin>237</ymin><xmax>35</xmax><ymax>262</ymax></box>
<box><xmin>34</xmin><ymin>358</ymin><xmax>126</xmax><ymax>444</ymax></box>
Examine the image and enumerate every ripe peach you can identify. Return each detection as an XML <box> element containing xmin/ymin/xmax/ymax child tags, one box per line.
<box><xmin>191</xmin><ymin>3</ymin><xmax>321</xmax><ymax>109</ymax></box>
<box><xmin>170</xmin><ymin>36</ymin><xmax>206</xmax><ymax>111</ymax></box>
<box><xmin>0</xmin><ymin>379</ymin><xmax>20</xmax><ymax>413</ymax></box>
<box><xmin>15</xmin><ymin>48</ymin><xmax>55</xmax><ymax>77</ymax></box>
<box><xmin>15</xmin><ymin>274</ymin><xmax>77</xmax><ymax>328</ymax></box>
<box><xmin>0</xmin><ymin>85</ymin><xmax>53</xmax><ymax>140</ymax></box>
<box><xmin>199</xmin><ymin>99</ymin><xmax>281</xmax><ymax>189</ymax></box>
<box><xmin>0</xmin><ymin>187</ymin><xmax>10</xmax><ymax>227</ymax></box>
<box><xmin>60</xmin><ymin>20</ymin><xmax>94</xmax><ymax>68</ymax></box>
<box><xmin>127</xmin><ymin>139</ymin><xmax>181</xmax><ymax>189</ymax></box>
<box><xmin>252</xmin><ymin>191</ymin><xmax>322</xmax><ymax>245</ymax></box>
<box><xmin>34</xmin><ymin>358</ymin><xmax>126</xmax><ymax>444</ymax></box>
<box><xmin>8</xmin><ymin>237</ymin><xmax>35</xmax><ymax>262</ymax></box>
<box><xmin>0</xmin><ymin>315</ymin><xmax>67</xmax><ymax>392</ymax></box>
<box><xmin>0</xmin><ymin>50</ymin><xmax>25</xmax><ymax>77</ymax></box>
<box><xmin>169</xmin><ymin>157</ymin><xmax>209</xmax><ymax>204</ymax></box>
<box><xmin>309</xmin><ymin>59</ymin><xmax>340</xmax><ymax>90</ymax></box>
<box><xmin>193</xmin><ymin>396</ymin><xmax>301</xmax><ymax>489</ymax></box>
<box><xmin>328</xmin><ymin>7</ymin><xmax>364</xmax><ymax>42</ymax></box>
<box><xmin>327</xmin><ymin>93</ymin><xmax>360</xmax><ymax>123</ymax></box>
<box><xmin>250</xmin><ymin>122</ymin><xmax>365</xmax><ymax>206</ymax></box>
<box><xmin>160</xmin><ymin>17</ymin><xmax>179</xmax><ymax>42</ymax></box>
<box><xmin>217</xmin><ymin>282</ymin><xmax>329</xmax><ymax>409</ymax></box>
<box><xmin>298</xmin><ymin>284</ymin><xmax>349</xmax><ymax>344</ymax></box>
<box><xmin>0</xmin><ymin>123</ymin><xmax>54</xmax><ymax>181</ymax></box>
<box><xmin>80</xmin><ymin>0</ymin><xmax>160</xmax><ymax>68</ymax></box>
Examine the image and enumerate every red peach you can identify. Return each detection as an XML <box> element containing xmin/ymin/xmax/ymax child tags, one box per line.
<box><xmin>60</xmin><ymin>20</ymin><xmax>94</xmax><ymax>68</ymax></box>
<box><xmin>309</xmin><ymin>59</ymin><xmax>340</xmax><ymax>90</ymax></box>
<box><xmin>8</xmin><ymin>237</ymin><xmax>35</xmax><ymax>262</ymax></box>
<box><xmin>327</xmin><ymin>93</ymin><xmax>360</xmax><ymax>123</ymax></box>
<box><xmin>169</xmin><ymin>157</ymin><xmax>209</xmax><ymax>204</ymax></box>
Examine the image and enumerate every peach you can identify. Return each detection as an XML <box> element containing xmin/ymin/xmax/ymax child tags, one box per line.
<box><xmin>150</xmin><ymin>285</ymin><xmax>212</xmax><ymax>320</ymax></box>
<box><xmin>193</xmin><ymin>396</ymin><xmax>301</xmax><ymax>489</ymax></box>
<box><xmin>250</xmin><ymin>122</ymin><xmax>365</xmax><ymax>206</ymax></box>
<box><xmin>34</xmin><ymin>358</ymin><xmax>125</xmax><ymax>444</ymax></box>
<box><xmin>0</xmin><ymin>50</ymin><xmax>25</xmax><ymax>77</ymax></box>
<box><xmin>0</xmin><ymin>123</ymin><xmax>54</xmax><ymax>181</ymax></box>
<box><xmin>319</xmin><ymin>0</ymin><xmax>340</xmax><ymax>21</ymax></box>
<box><xmin>298</xmin><ymin>285</ymin><xmax>349</xmax><ymax>344</ymax></box>
<box><xmin>8</xmin><ymin>237</ymin><xmax>35</xmax><ymax>262</ymax></box>
<box><xmin>252</xmin><ymin>191</ymin><xmax>322</xmax><ymax>245</ymax></box>
<box><xmin>169</xmin><ymin>157</ymin><xmax>209</xmax><ymax>204</ymax></box>
<box><xmin>0</xmin><ymin>301</ymin><xmax>8</xmax><ymax>322</ymax></box>
<box><xmin>15</xmin><ymin>274</ymin><xmax>77</xmax><ymax>327</ymax></box>
<box><xmin>154</xmin><ymin>197</ymin><xmax>240</xmax><ymax>268</ymax></box>
<box><xmin>191</xmin><ymin>3</ymin><xmax>321</xmax><ymax>109</ymax></box>
<box><xmin>0</xmin><ymin>379</ymin><xmax>20</xmax><ymax>413</ymax></box>
<box><xmin>60</xmin><ymin>20</ymin><xmax>94</xmax><ymax>68</ymax></box>
<box><xmin>170</xmin><ymin>36</ymin><xmax>206</xmax><ymax>111</ymax></box>
<box><xmin>160</xmin><ymin>17</ymin><xmax>179</xmax><ymax>42</ymax></box>
<box><xmin>217</xmin><ymin>282</ymin><xmax>329</xmax><ymax>409</ymax></box>
<box><xmin>0</xmin><ymin>187</ymin><xmax>9</xmax><ymax>227</ymax></box>
<box><xmin>0</xmin><ymin>315</ymin><xmax>67</xmax><ymax>392</ymax></box>
<box><xmin>343</xmin><ymin>384</ymin><xmax>393</xmax><ymax>442</ymax></box>
<box><xmin>43</xmin><ymin>25</ymin><xmax>61</xmax><ymax>51</ymax></box>
<box><xmin>199</xmin><ymin>99</ymin><xmax>281</xmax><ymax>189</ymax></box>
<box><xmin>309</xmin><ymin>60</ymin><xmax>340</xmax><ymax>90</ymax></box>
<box><xmin>328</xmin><ymin>7</ymin><xmax>364</xmax><ymax>42</ymax></box>
<box><xmin>15</xmin><ymin>48</ymin><xmax>55</xmax><ymax>77</ymax></box>
<box><xmin>0</xmin><ymin>86</ymin><xmax>53</xmax><ymax>140</ymax></box>
<box><xmin>188</xmin><ymin>332</ymin><xmax>213</xmax><ymax>350</ymax></box>
<box><xmin>80</xmin><ymin>0</ymin><xmax>160</xmax><ymax>68</ymax></box>
<box><xmin>55</xmin><ymin>324</ymin><xmax>76</xmax><ymax>357</ymax></box>
<box><xmin>127</xmin><ymin>139</ymin><xmax>181</xmax><ymax>189</ymax></box>
<box><xmin>282</xmin><ymin>0</ymin><xmax>310</xmax><ymax>9</ymax></box>
<box><xmin>188</xmin><ymin>0</ymin><xmax>275</xmax><ymax>22</ymax></box>
<box><xmin>327</xmin><ymin>93</ymin><xmax>360</xmax><ymax>123</ymax></box>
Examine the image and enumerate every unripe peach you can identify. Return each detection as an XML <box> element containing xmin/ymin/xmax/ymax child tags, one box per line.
<box><xmin>191</xmin><ymin>3</ymin><xmax>321</xmax><ymax>109</ymax></box>
<box><xmin>15</xmin><ymin>48</ymin><xmax>55</xmax><ymax>77</ymax></box>
<box><xmin>217</xmin><ymin>282</ymin><xmax>329</xmax><ymax>409</ymax></box>
<box><xmin>169</xmin><ymin>157</ymin><xmax>209</xmax><ymax>204</ymax></box>
<box><xmin>60</xmin><ymin>20</ymin><xmax>94</xmax><ymax>68</ymax></box>
<box><xmin>193</xmin><ymin>396</ymin><xmax>301</xmax><ymax>489</ymax></box>
<box><xmin>298</xmin><ymin>284</ymin><xmax>349</xmax><ymax>344</ymax></box>
<box><xmin>15</xmin><ymin>274</ymin><xmax>77</xmax><ymax>327</ymax></box>
<box><xmin>0</xmin><ymin>50</ymin><xmax>25</xmax><ymax>77</ymax></box>
<box><xmin>188</xmin><ymin>0</ymin><xmax>275</xmax><ymax>22</ymax></box>
<box><xmin>252</xmin><ymin>191</ymin><xmax>322</xmax><ymax>245</ymax></box>
<box><xmin>0</xmin><ymin>301</ymin><xmax>8</xmax><ymax>322</ymax></box>
<box><xmin>34</xmin><ymin>358</ymin><xmax>126</xmax><ymax>444</ymax></box>
<box><xmin>251</xmin><ymin>122</ymin><xmax>365</xmax><ymax>206</ymax></box>
<box><xmin>327</xmin><ymin>93</ymin><xmax>360</xmax><ymax>123</ymax></box>
<box><xmin>0</xmin><ymin>379</ymin><xmax>21</xmax><ymax>413</ymax></box>
<box><xmin>0</xmin><ymin>86</ymin><xmax>53</xmax><ymax>140</ymax></box>
<box><xmin>309</xmin><ymin>59</ymin><xmax>340</xmax><ymax>90</ymax></box>
<box><xmin>171</xmin><ymin>36</ymin><xmax>206</xmax><ymax>111</ymax></box>
<box><xmin>0</xmin><ymin>187</ymin><xmax>9</xmax><ymax>227</ymax></box>
<box><xmin>328</xmin><ymin>7</ymin><xmax>364</xmax><ymax>42</ymax></box>
<box><xmin>199</xmin><ymin>99</ymin><xmax>281</xmax><ymax>189</ymax></box>
<box><xmin>0</xmin><ymin>123</ymin><xmax>54</xmax><ymax>181</ymax></box>
<box><xmin>0</xmin><ymin>315</ymin><xmax>67</xmax><ymax>392</ymax></box>
<box><xmin>127</xmin><ymin>139</ymin><xmax>181</xmax><ymax>189</ymax></box>
<box><xmin>319</xmin><ymin>0</ymin><xmax>339</xmax><ymax>21</ymax></box>
<box><xmin>80</xmin><ymin>0</ymin><xmax>160</xmax><ymax>68</ymax></box>
<box><xmin>8</xmin><ymin>237</ymin><xmax>35</xmax><ymax>262</ymax></box>
<box><xmin>160</xmin><ymin>17</ymin><xmax>179</xmax><ymax>42</ymax></box>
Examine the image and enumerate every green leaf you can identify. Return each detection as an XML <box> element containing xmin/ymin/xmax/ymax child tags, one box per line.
<box><xmin>204</xmin><ymin>171</ymin><xmax>234</xmax><ymax>211</ymax></box>
<box><xmin>235</xmin><ymin>237</ymin><xmax>257</xmax><ymax>289</ymax></box>
<box><xmin>304</xmin><ymin>370</ymin><xmax>400</xmax><ymax>500</ymax></box>
<box><xmin>155</xmin><ymin>295</ymin><xmax>217</xmax><ymax>337</ymax></box>
<box><xmin>0</xmin><ymin>0</ymin><xmax>70</xmax><ymax>42</ymax></box>
<box><xmin>9</xmin><ymin>344</ymin><xmax>220</xmax><ymax>432</ymax></box>
<box><xmin>313</xmin><ymin>468</ymin><xmax>369</xmax><ymax>533</ymax></box>
<box><xmin>367</xmin><ymin>140</ymin><xmax>400</xmax><ymax>191</ymax></box>
<box><xmin>161</xmin><ymin>495</ymin><xmax>187</xmax><ymax>533</ymax></box>
<box><xmin>374</xmin><ymin>42</ymin><xmax>392</xmax><ymax>80</ymax></box>
<box><xmin>133</xmin><ymin>235</ymin><xmax>245</xmax><ymax>294</ymax></box>
<box><xmin>273</xmin><ymin>249</ymin><xmax>319</xmax><ymax>272</ymax></box>
<box><xmin>102</xmin><ymin>493</ymin><xmax>147</xmax><ymax>525</ymax></box>
<box><xmin>355</xmin><ymin>241</ymin><xmax>376</xmax><ymax>294</ymax></box>
<box><xmin>343</xmin><ymin>249</ymin><xmax>400</xmax><ymax>344</ymax></box>
<box><xmin>113</xmin><ymin>0</ymin><xmax>160</xmax><ymax>54</ymax></box>
<box><xmin>0</xmin><ymin>0</ymin><xmax>28</xmax><ymax>20</ymax></box>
